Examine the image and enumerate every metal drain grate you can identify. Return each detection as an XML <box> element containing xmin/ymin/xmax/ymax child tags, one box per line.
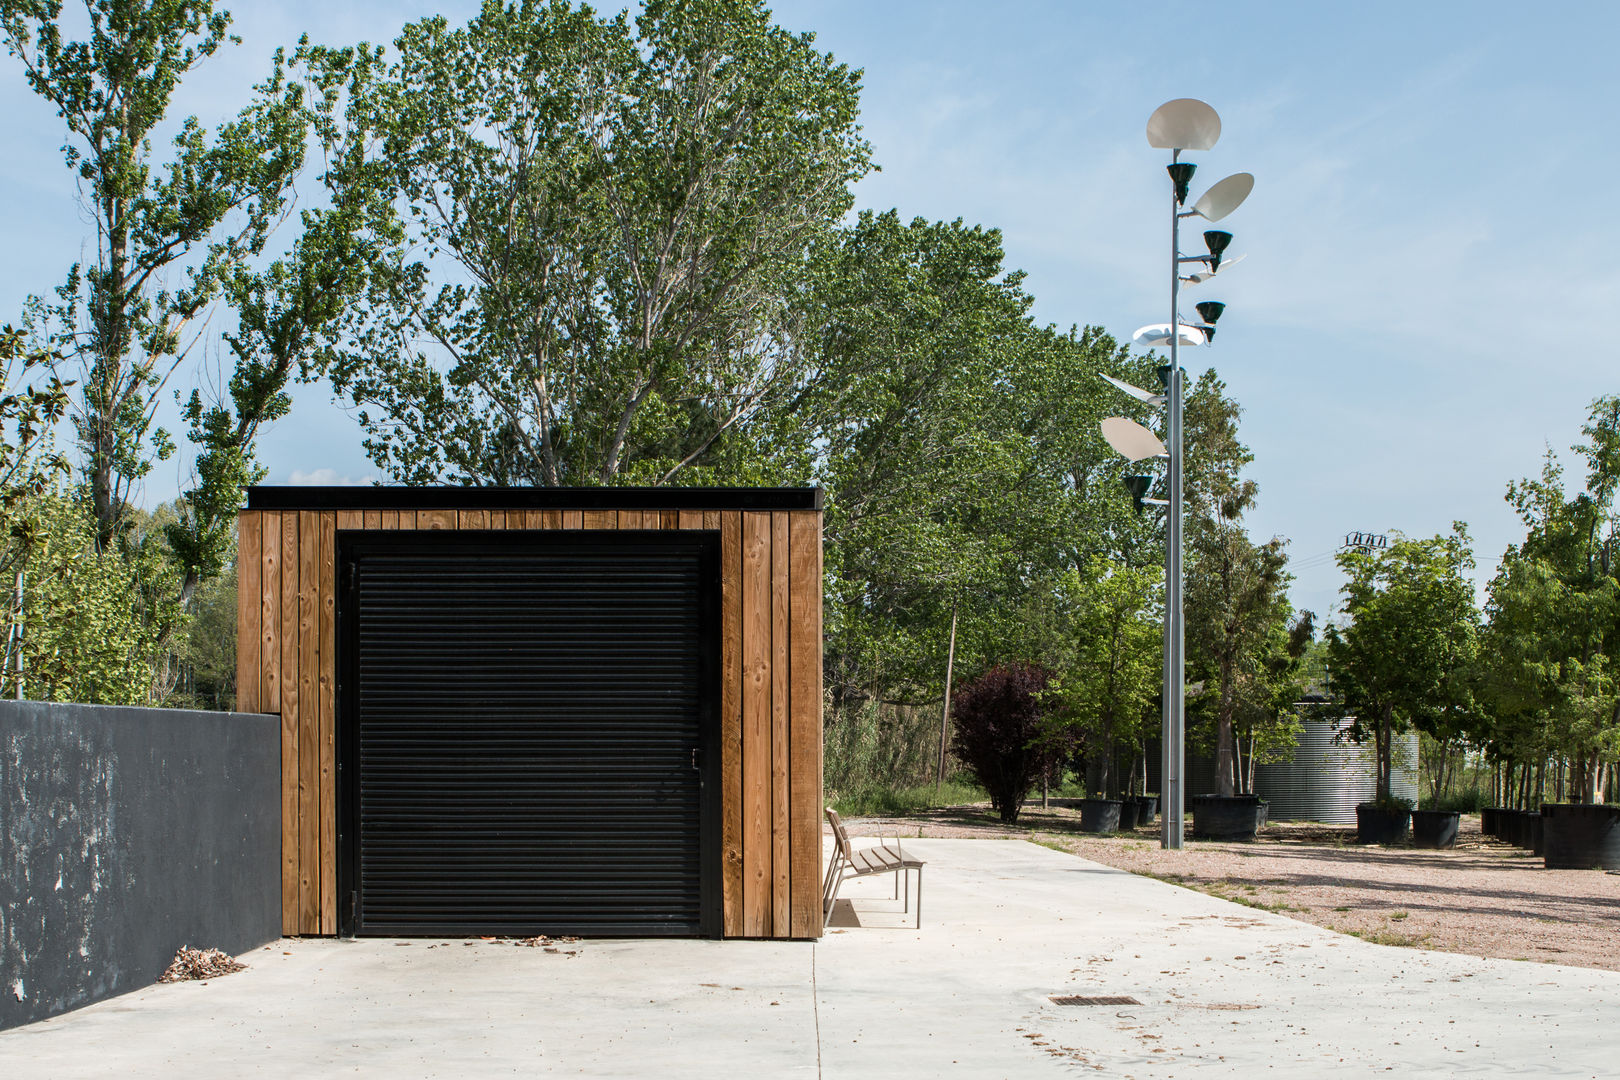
<box><xmin>1049</xmin><ymin>994</ymin><xmax>1141</xmax><ymax>1007</ymax></box>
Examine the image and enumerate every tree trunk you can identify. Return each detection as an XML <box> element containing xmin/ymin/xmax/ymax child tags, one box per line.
<box><xmin>92</xmin><ymin>425</ymin><xmax>117</xmax><ymax>551</ymax></box>
<box><xmin>933</xmin><ymin>601</ymin><xmax>958</xmax><ymax>804</ymax></box>
<box><xmin>1376</xmin><ymin>708</ymin><xmax>1393</xmax><ymax>802</ymax></box>
<box><xmin>1214</xmin><ymin>657</ymin><xmax>1237</xmax><ymax>798</ymax></box>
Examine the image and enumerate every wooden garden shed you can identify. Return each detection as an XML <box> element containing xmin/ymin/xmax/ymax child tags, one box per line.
<box><xmin>235</xmin><ymin>487</ymin><xmax>823</xmax><ymax>941</ymax></box>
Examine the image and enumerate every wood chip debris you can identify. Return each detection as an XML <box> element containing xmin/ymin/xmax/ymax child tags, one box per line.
<box><xmin>158</xmin><ymin>947</ymin><xmax>246</xmax><ymax>983</ymax></box>
<box><xmin>511</xmin><ymin>935</ymin><xmax>580</xmax><ymax>949</ymax></box>
<box><xmin>505</xmin><ymin>934</ymin><xmax>581</xmax><ymax>955</ymax></box>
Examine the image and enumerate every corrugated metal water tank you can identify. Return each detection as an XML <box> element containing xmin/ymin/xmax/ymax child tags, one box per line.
<box><xmin>1148</xmin><ymin>716</ymin><xmax>1419</xmax><ymax>824</ymax></box>
<box><xmin>1255</xmin><ymin>718</ymin><xmax>1420</xmax><ymax>823</ymax></box>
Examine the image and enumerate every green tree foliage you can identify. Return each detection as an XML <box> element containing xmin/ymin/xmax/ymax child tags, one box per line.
<box><xmin>1324</xmin><ymin>526</ymin><xmax>1479</xmax><ymax>803</ymax></box>
<box><xmin>0</xmin><ymin>327</ymin><xmax>73</xmax><ymax>567</ymax></box>
<box><xmin>800</xmin><ymin>210</ymin><xmax>1158</xmax><ymax>725</ymax></box>
<box><xmin>1228</xmin><ymin>611</ymin><xmax>1314</xmax><ymax>793</ymax></box>
<box><xmin>169</xmin><ymin>559</ymin><xmax>236</xmax><ymax>709</ymax></box>
<box><xmin>2</xmin><ymin>0</ymin><xmax>308</xmax><ymax>567</ymax></box>
<box><xmin>1045</xmin><ymin>558</ymin><xmax>1160</xmax><ymax>798</ymax></box>
<box><xmin>1181</xmin><ymin>372</ymin><xmax>1310</xmax><ymax>796</ymax></box>
<box><xmin>297</xmin><ymin>0</ymin><xmax>870</xmax><ymax>486</ymax></box>
<box><xmin>3</xmin><ymin>491</ymin><xmax>178</xmax><ymax>703</ymax></box>
<box><xmin>1478</xmin><ymin>396</ymin><xmax>1620</xmax><ymax>802</ymax></box>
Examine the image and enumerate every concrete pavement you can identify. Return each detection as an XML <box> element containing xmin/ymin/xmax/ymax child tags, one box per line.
<box><xmin>2</xmin><ymin>838</ymin><xmax>1614</xmax><ymax>1078</ymax></box>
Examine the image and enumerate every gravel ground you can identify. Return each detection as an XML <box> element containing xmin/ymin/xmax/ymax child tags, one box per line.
<box><xmin>838</xmin><ymin>801</ymin><xmax>1620</xmax><ymax>972</ymax></box>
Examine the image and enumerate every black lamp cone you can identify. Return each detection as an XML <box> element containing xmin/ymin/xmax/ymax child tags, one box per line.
<box><xmin>1167</xmin><ymin>162</ymin><xmax>1197</xmax><ymax>206</ymax></box>
<box><xmin>1123</xmin><ymin>475</ymin><xmax>1152</xmax><ymax>513</ymax></box>
<box><xmin>1195</xmin><ymin>301</ymin><xmax>1225</xmax><ymax>325</ymax></box>
<box><xmin>1203</xmin><ymin>230</ymin><xmax>1232</xmax><ymax>258</ymax></box>
<box><xmin>1156</xmin><ymin>364</ymin><xmax>1173</xmax><ymax>390</ymax></box>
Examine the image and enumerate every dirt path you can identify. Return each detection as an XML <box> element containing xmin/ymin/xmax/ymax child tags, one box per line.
<box><xmin>838</xmin><ymin>802</ymin><xmax>1620</xmax><ymax>971</ymax></box>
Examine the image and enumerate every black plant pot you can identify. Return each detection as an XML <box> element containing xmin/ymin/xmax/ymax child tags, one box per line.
<box><xmin>1117</xmin><ymin>799</ymin><xmax>1141</xmax><ymax>830</ymax></box>
<box><xmin>1135</xmin><ymin>796</ymin><xmax>1158</xmax><ymax>825</ymax></box>
<box><xmin>1511</xmin><ymin>809</ymin><xmax>1537</xmax><ymax>848</ymax></box>
<box><xmin>1079</xmin><ymin>798</ymin><xmax>1123</xmax><ymax>834</ymax></box>
<box><xmin>1191</xmin><ymin>794</ymin><xmax>1266</xmax><ymax>841</ymax></box>
<box><xmin>1481</xmin><ymin>806</ymin><xmax>1499</xmax><ymax>837</ymax></box>
<box><xmin>1530</xmin><ymin>813</ymin><xmax>1546</xmax><ymax>855</ymax></box>
<box><xmin>1542</xmin><ymin>803</ymin><xmax>1620</xmax><ymax>869</ymax></box>
<box><xmin>1501</xmin><ymin>809</ymin><xmax>1524</xmax><ymax>846</ymax></box>
<box><xmin>1355</xmin><ymin>803</ymin><xmax>1411</xmax><ymax>845</ymax></box>
<box><xmin>1410</xmin><ymin>809</ymin><xmax>1460</xmax><ymax>849</ymax></box>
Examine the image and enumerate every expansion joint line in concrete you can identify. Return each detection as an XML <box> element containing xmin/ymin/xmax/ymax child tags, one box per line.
<box><xmin>811</xmin><ymin>943</ymin><xmax>822</xmax><ymax>1080</ymax></box>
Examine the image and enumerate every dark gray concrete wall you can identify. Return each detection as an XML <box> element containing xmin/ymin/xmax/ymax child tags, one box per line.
<box><xmin>0</xmin><ymin>701</ymin><xmax>279</xmax><ymax>1030</ymax></box>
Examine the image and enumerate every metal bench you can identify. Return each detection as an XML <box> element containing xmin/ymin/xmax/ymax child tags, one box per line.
<box><xmin>822</xmin><ymin>808</ymin><xmax>925</xmax><ymax>928</ymax></box>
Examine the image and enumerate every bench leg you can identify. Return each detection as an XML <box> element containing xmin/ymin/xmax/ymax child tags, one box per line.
<box><xmin>915</xmin><ymin>865</ymin><xmax>923</xmax><ymax>928</ymax></box>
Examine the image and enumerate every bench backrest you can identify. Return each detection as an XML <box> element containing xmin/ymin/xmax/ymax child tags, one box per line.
<box><xmin>825</xmin><ymin>807</ymin><xmax>856</xmax><ymax>862</ymax></box>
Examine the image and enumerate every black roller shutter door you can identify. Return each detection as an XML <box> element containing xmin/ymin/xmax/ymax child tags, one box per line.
<box><xmin>341</xmin><ymin>531</ymin><xmax>718</xmax><ymax>937</ymax></box>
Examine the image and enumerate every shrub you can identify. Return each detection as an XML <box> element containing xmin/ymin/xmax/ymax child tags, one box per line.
<box><xmin>949</xmin><ymin>663</ymin><xmax>1060</xmax><ymax>822</ymax></box>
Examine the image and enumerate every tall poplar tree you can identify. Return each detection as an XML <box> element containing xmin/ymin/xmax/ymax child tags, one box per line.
<box><xmin>2</xmin><ymin>0</ymin><xmax>307</xmax><ymax>560</ymax></box>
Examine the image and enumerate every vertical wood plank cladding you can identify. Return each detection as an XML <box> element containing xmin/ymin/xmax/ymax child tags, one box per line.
<box><xmin>260</xmin><ymin>511</ymin><xmax>281</xmax><ymax>714</ymax></box>
<box><xmin>257</xmin><ymin>494</ymin><xmax>818</xmax><ymax>939</ymax></box>
<box><xmin>325</xmin><ymin>513</ymin><xmax>357</xmax><ymax>933</ymax></box>
<box><xmin>236</xmin><ymin>514</ymin><xmax>261</xmax><ymax>714</ymax></box>
<box><xmin>719</xmin><ymin>511</ymin><xmax>743</xmax><ymax>936</ymax></box>
<box><xmin>318</xmin><ymin>512</ymin><xmax>337</xmax><ymax>934</ymax></box>
<box><xmin>278</xmin><ymin>512</ymin><xmax>300</xmax><ymax>933</ymax></box>
<box><xmin>770</xmin><ymin>512</ymin><xmax>791</xmax><ymax>934</ymax></box>
<box><xmin>788</xmin><ymin>510</ymin><xmax>824</xmax><ymax>938</ymax></box>
<box><xmin>297</xmin><ymin>512</ymin><xmax>320</xmax><ymax>933</ymax></box>
<box><xmin>740</xmin><ymin>511</ymin><xmax>772</xmax><ymax>935</ymax></box>
<box><xmin>260</xmin><ymin>510</ymin><xmax>287</xmax><ymax>934</ymax></box>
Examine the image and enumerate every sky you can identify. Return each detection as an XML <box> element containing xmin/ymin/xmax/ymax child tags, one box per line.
<box><xmin>2</xmin><ymin>0</ymin><xmax>1617</xmax><ymax>622</ymax></box>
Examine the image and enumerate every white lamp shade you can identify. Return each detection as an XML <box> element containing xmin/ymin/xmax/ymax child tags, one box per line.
<box><xmin>1183</xmin><ymin>253</ymin><xmax>1246</xmax><ymax>285</ymax></box>
<box><xmin>1147</xmin><ymin>98</ymin><xmax>1221</xmax><ymax>151</ymax></box>
<box><xmin>1192</xmin><ymin>172</ymin><xmax>1254</xmax><ymax>222</ymax></box>
<box><xmin>1099</xmin><ymin>372</ymin><xmax>1165</xmax><ymax>406</ymax></box>
<box><xmin>1101</xmin><ymin>417</ymin><xmax>1167</xmax><ymax>461</ymax></box>
<box><xmin>1132</xmin><ymin>322</ymin><xmax>1207</xmax><ymax>349</ymax></box>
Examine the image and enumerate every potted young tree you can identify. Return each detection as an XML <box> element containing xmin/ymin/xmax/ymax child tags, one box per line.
<box><xmin>1475</xmin><ymin>403</ymin><xmax>1620</xmax><ymax>868</ymax></box>
<box><xmin>1046</xmin><ymin>558</ymin><xmax>1159</xmax><ymax>834</ymax></box>
<box><xmin>1324</xmin><ymin>528</ymin><xmax>1479</xmax><ymax>846</ymax></box>
<box><xmin>1181</xmin><ymin>377</ymin><xmax>1310</xmax><ymax>841</ymax></box>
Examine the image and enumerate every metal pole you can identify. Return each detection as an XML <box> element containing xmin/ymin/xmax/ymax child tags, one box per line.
<box><xmin>13</xmin><ymin>569</ymin><xmax>22</xmax><ymax>700</ymax></box>
<box><xmin>1162</xmin><ymin>149</ymin><xmax>1185</xmax><ymax>850</ymax></box>
<box><xmin>934</xmin><ymin>598</ymin><xmax>959</xmax><ymax>804</ymax></box>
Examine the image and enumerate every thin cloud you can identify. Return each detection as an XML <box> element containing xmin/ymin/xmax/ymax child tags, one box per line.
<box><xmin>287</xmin><ymin>468</ymin><xmax>374</xmax><ymax>487</ymax></box>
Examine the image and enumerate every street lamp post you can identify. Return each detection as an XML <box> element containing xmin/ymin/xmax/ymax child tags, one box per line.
<box><xmin>1101</xmin><ymin>99</ymin><xmax>1251</xmax><ymax>850</ymax></box>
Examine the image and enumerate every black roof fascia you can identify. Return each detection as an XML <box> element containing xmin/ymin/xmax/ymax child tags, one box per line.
<box><xmin>246</xmin><ymin>485</ymin><xmax>822</xmax><ymax>512</ymax></box>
